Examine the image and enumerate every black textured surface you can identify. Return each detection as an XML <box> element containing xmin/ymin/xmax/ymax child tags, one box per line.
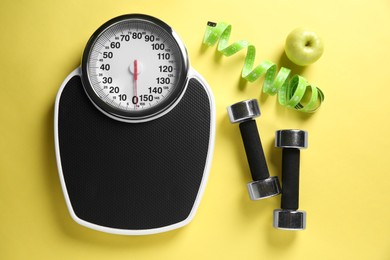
<box><xmin>281</xmin><ymin>149</ymin><xmax>300</xmax><ymax>210</ymax></box>
<box><xmin>57</xmin><ymin>76</ymin><xmax>211</xmax><ymax>230</ymax></box>
<box><xmin>239</xmin><ymin>120</ymin><xmax>270</xmax><ymax>181</ymax></box>
<box><xmin>274</xmin><ymin>210</ymin><xmax>305</xmax><ymax>229</ymax></box>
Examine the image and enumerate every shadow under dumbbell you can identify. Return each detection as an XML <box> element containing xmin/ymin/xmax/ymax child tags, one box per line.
<box><xmin>238</xmin><ymin>187</ymin><xmax>279</xmax><ymax>217</ymax></box>
<box><xmin>266</xmin><ymin>227</ymin><xmax>297</xmax><ymax>247</ymax></box>
<box><xmin>265</xmin><ymin>137</ymin><xmax>282</xmax><ymax>181</ymax></box>
<box><xmin>219</xmin><ymin>114</ymin><xmax>253</xmax><ymax>185</ymax></box>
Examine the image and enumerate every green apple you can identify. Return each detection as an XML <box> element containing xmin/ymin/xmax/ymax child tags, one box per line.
<box><xmin>285</xmin><ymin>27</ymin><xmax>324</xmax><ymax>66</ymax></box>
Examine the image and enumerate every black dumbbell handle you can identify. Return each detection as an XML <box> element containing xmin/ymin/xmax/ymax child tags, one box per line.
<box><xmin>239</xmin><ymin>120</ymin><xmax>270</xmax><ymax>181</ymax></box>
<box><xmin>281</xmin><ymin>148</ymin><xmax>300</xmax><ymax>210</ymax></box>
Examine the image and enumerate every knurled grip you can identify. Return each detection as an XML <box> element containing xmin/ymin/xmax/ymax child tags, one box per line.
<box><xmin>281</xmin><ymin>148</ymin><xmax>300</xmax><ymax>210</ymax></box>
<box><xmin>239</xmin><ymin>120</ymin><xmax>270</xmax><ymax>181</ymax></box>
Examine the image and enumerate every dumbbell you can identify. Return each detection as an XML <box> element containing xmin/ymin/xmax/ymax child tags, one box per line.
<box><xmin>227</xmin><ymin>99</ymin><xmax>281</xmax><ymax>200</ymax></box>
<box><xmin>273</xmin><ymin>129</ymin><xmax>308</xmax><ymax>230</ymax></box>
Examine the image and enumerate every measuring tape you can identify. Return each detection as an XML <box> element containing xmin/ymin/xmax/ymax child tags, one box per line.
<box><xmin>203</xmin><ymin>22</ymin><xmax>324</xmax><ymax>113</ymax></box>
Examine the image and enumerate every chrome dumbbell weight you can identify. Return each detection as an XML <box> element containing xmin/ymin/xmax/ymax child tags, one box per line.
<box><xmin>273</xmin><ymin>129</ymin><xmax>308</xmax><ymax>230</ymax></box>
<box><xmin>227</xmin><ymin>99</ymin><xmax>281</xmax><ymax>200</ymax></box>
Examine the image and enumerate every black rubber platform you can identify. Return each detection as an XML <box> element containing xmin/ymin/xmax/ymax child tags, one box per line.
<box><xmin>57</xmin><ymin>76</ymin><xmax>212</xmax><ymax>230</ymax></box>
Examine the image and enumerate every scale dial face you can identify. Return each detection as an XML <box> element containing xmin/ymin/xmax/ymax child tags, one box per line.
<box><xmin>81</xmin><ymin>14</ymin><xmax>189</xmax><ymax>122</ymax></box>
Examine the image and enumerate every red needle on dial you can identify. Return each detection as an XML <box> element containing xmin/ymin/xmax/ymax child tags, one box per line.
<box><xmin>133</xmin><ymin>59</ymin><xmax>138</xmax><ymax>109</ymax></box>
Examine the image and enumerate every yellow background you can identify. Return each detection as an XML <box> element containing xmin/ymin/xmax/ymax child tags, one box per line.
<box><xmin>1</xmin><ymin>0</ymin><xmax>389</xmax><ymax>259</ymax></box>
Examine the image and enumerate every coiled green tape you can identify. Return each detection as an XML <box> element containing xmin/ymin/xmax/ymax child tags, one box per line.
<box><xmin>203</xmin><ymin>22</ymin><xmax>324</xmax><ymax>113</ymax></box>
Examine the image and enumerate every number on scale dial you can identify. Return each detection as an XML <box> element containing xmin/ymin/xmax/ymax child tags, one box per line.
<box><xmin>82</xmin><ymin>15</ymin><xmax>188</xmax><ymax>121</ymax></box>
